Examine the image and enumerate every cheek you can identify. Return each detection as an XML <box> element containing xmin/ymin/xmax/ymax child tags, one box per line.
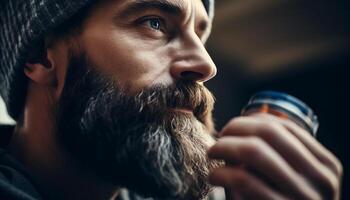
<box><xmin>82</xmin><ymin>30</ymin><xmax>172</xmax><ymax>91</ymax></box>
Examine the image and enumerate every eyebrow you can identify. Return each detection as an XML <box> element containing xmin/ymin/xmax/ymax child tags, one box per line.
<box><xmin>118</xmin><ymin>0</ymin><xmax>184</xmax><ymax>19</ymax></box>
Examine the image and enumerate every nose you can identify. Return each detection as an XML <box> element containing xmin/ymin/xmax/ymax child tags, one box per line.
<box><xmin>170</xmin><ymin>35</ymin><xmax>217</xmax><ymax>83</ymax></box>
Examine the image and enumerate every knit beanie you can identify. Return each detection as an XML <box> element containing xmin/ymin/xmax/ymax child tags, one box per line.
<box><xmin>0</xmin><ymin>0</ymin><xmax>214</xmax><ymax>120</ymax></box>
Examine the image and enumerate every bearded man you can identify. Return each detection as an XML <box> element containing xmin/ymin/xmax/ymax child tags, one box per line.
<box><xmin>0</xmin><ymin>0</ymin><xmax>343</xmax><ymax>200</ymax></box>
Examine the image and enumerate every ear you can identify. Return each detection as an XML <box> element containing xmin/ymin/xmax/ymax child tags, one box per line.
<box><xmin>24</xmin><ymin>50</ymin><xmax>57</xmax><ymax>87</ymax></box>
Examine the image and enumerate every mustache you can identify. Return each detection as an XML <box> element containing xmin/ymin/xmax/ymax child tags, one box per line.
<box><xmin>135</xmin><ymin>80</ymin><xmax>215</xmax><ymax>125</ymax></box>
<box><xmin>60</xmin><ymin>53</ymin><xmax>215</xmax><ymax>128</ymax></box>
<box><xmin>62</xmin><ymin>52</ymin><xmax>215</xmax><ymax>126</ymax></box>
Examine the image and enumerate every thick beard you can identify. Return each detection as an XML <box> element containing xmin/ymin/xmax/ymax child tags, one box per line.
<box><xmin>56</xmin><ymin>54</ymin><xmax>221</xmax><ymax>199</ymax></box>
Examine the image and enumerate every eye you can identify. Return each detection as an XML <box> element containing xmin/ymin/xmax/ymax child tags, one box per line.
<box><xmin>140</xmin><ymin>17</ymin><xmax>166</xmax><ymax>32</ymax></box>
<box><xmin>135</xmin><ymin>16</ymin><xmax>174</xmax><ymax>39</ymax></box>
<box><xmin>146</xmin><ymin>18</ymin><xmax>161</xmax><ymax>30</ymax></box>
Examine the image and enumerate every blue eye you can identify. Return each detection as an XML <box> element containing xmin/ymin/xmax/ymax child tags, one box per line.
<box><xmin>145</xmin><ymin>18</ymin><xmax>162</xmax><ymax>30</ymax></box>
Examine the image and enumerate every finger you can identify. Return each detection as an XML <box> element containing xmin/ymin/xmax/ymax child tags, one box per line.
<box><xmin>208</xmin><ymin>136</ymin><xmax>321</xmax><ymax>200</ymax></box>
<box><xmin>270</xmin><ymin>115</ymin><xmax>343</xmax><ymax>200</ymax></box>
<box><xmin>218</xmin><ymin>115</ymin><xmax>341</xmax><ymax>198</ymax></box>
<box><xmin>268</xmin><ymin>114</ymin><xmax>343</xmax><ymax>178</ymax></box>
<box><xmin>209</xmin><ymin>166</ymin><xmax>288</xmax><ymax>200</ymax></box>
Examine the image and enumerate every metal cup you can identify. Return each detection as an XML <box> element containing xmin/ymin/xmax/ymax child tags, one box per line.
<box><xmin>241</xmin><ymin>91</ymin><xmax>319</xmax><ymax>137</ymax></box>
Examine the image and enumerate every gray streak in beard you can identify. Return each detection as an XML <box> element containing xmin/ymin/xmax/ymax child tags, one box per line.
<box><xmin>56</xmin><ymin>53</ymin><xmax>221</xmax><ymax>200</ymax></box>
<box><xmin>141</xmin><ymin>126</ymin><xmax>184</xmax><ymax>195</ymax></box>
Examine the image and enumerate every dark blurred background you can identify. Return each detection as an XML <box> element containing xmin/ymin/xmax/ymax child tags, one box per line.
<box><xmin>205</xmin><ymin>0</ymin><xmax>349</xmax><ymax>199</ymax></box>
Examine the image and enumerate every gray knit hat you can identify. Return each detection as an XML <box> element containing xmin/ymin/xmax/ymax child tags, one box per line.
<box><xmin>0</xmin><ymin>0</ymin><xmax>214</xmax><ymax>120</ymax></box>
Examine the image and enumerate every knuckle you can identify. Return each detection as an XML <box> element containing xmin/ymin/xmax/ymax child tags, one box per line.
<box><xmin>226</xmin><ymin>118</ymin><xmax>238</xmax><ymax>128</ymax></box>
<box><xmin>226</xmin><ymin>117</ymin><xmax>246</xmax><ymax>128</ymax></box>
<box><xmin>259</xmin><ymin>121</ymin><xmax>283</xmax><ymax>134</ymax></box>
<box><xmin>221</xmin><ymin>116</ymin><xmax>251</xmax><ymax>136</ymax></box>
<box><xmin>333</xmin><ymin>158</ymin><xmax>343</xmax><ymax>177</ymax></box>
<box><xmin>254</xmin><ymin>120</ymin><xmax>285</xmax><ymax>141</ymax></box>
<box><xmin>220</xmin><ymin>118</ymin><xmax>241</xmax><ymax>136</ymax></box>
<box><xmin>248</xmin><ymin>136</ymin><xmax>265</xmax><ymax>148</ymax></box>
<box><xmin>241</xmin><ymin>137</ymin><xmax>266</xmax><ymax>158</ymax></box>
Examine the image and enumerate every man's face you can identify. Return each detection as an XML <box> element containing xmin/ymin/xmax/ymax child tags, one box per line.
<box><xmin>55</xmin><ymin>0</ymin><xmax>219</xmax><ymax>199</ymax></box>
<box><xmin>77</xmin><ymin>0</ymin><xmax>216</xmax><ymax>92</ymax></box>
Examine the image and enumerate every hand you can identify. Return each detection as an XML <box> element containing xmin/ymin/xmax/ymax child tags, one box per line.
<box><xmin>207</xmin><ymin>113</ymin><xmax>343</xmax><ymax>200</ymax></box>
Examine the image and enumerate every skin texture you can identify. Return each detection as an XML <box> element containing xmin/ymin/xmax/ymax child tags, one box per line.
<box><xmin>8</xmin><ymin>0</ymin><xmax>342</xmax><ymax>199</ymax></box>
<box><xmin>78</xmin><ymin>0</ymin><xmax>216</xmax><ymax>93</ymax></box>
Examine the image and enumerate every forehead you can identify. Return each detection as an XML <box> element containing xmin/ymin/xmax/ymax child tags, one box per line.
<box><xmin>114</xmin><ymin>0</ymin><xmax>209</xmax><ymax>20</ymax></box>
<box><xmin>119</xmin><ymin>0</ymin><xmax>207</xmax><ymax>11</ymax></box>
